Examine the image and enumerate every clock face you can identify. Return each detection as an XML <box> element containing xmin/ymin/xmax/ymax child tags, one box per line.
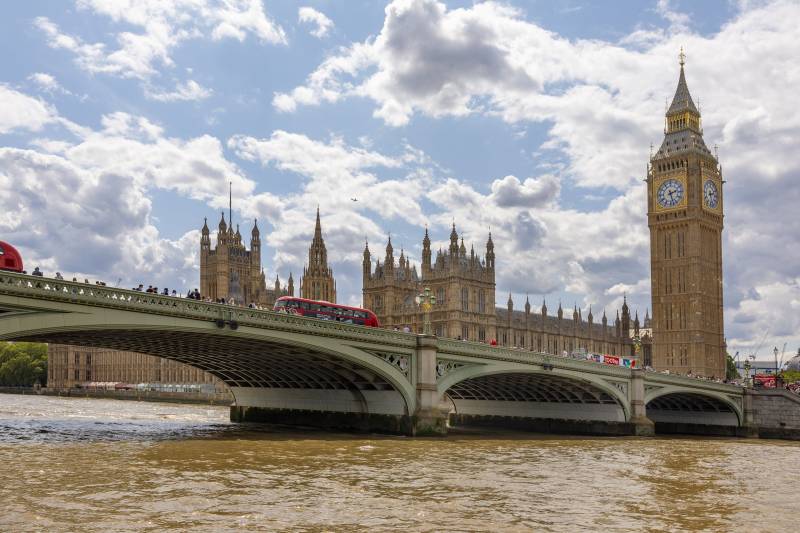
<box><xmin>703</xmin><ymin>179</ymin><xmax>719</xmax><ymax>209</ymax></box>
<box><xmin>657</xmin><ymin>179</ymin><xmax>684</xmax><ymax>208</ymax></box>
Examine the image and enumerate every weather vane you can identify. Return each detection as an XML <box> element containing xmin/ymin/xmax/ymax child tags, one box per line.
<box><xmin>679</xmin><ymin>46</ymin><xmax>686</xmax><ymax>66</ymax></box>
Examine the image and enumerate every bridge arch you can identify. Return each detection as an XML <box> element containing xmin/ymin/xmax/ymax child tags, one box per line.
<box><xmin>0</xmin><ymin>308</ymin><xmax>417</xmax><ymax>417</ymax></box>
<box><xmin>438</xmin><ymin>363</ymin><xmax>631</xmax><ymax>423</ymax></box>
<box><xmin>645</xmin><ymin>387</ymin><xmax>742</xmax><ymax>427</ymax></box>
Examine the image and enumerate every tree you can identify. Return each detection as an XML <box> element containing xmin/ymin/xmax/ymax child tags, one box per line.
<box><xmin>781</xmin><ymin>370</ymin><xmax>800</xmax><ymax>384</ymax></box>
<box><xmin>0</xmin><ymin>342</ymin><xmax>48</xmax><ymax>387</ymax></box>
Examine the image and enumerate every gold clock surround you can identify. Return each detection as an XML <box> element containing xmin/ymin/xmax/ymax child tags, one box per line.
<box><xmin>653</xmin><ymin>171</ymin><xmax>688</xmax><ymax>212</ymax></box>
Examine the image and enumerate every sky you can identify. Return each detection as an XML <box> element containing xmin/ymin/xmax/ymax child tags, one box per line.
<box><xmin>0</xmin><ymin>0</ymin><xmax>798</xmax><ymax>359</ymax></box>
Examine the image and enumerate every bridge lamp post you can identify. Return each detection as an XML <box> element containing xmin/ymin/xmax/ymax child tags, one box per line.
<box><xmin>743</xmin><ymin>359</ymin><xmax>751</xmax><ymax>388</ymax></box>
<box><xmin>415</xmin><ymin>287</ymin><xmax>436</xmax><ymax>336</ymax></box>
<box><xmin>774</xmin><ymin>346</ymin><xmax>780</xmax><ymax>388</ymax></box>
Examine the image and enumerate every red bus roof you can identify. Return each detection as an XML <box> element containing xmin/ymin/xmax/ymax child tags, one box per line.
<box><xmin>275</xmin><ymin>295</ymin><xmax>375</xmax><ymax>315</ymax></box>
<box><xmin>0</xmin><ymin>241</ymin><xmax>23</xmax><ymax>273</ymax></box>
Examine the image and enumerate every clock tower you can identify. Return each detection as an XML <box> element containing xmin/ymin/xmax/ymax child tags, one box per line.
<box><xmin>647</xmin><ymin>50</ymin><xmax>725</xmax><ymax>378</ymax></box>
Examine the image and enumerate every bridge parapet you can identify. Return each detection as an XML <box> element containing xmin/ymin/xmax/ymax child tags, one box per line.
<box><xmin>0</xmin><ymin>272</ymin><xmax>416</xmax><ymax>349</ymax></box>
<box><xmin>644</xmin><ymin>371</ymin><xmax>743</xmax><ymax>395</ymax></box>
<box><xmin>437</xmin><ymin>338</ymin><xmax>633</xmax><ymax>378</ymax></box>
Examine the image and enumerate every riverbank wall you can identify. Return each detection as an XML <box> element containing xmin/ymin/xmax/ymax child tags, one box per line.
<box><xmin>750</xmin><ymin>388</ymin><xmax>800</xmax><ymax>440</ymax></box>
<box><xmin>0</xmin><ymin>386</ymin><xmax>232</xmax><ymax>406</ymax></box>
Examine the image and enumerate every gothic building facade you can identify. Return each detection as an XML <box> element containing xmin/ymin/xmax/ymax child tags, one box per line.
<box><xmin>363</xmin><ymin>224</ymin><xmax>634</xmax><ymax>357</ymax></box>
<box><xmin>300</xmin><ymin>209</ymin><xmax>337</xmax><ymax>302</ymax></box>
<box><xmin>200</xmin><ymin>213</ymin><xmax>292</xmax><ymax>306</ymax></box>
<box><xmin>648</xmin><ymin>52</ymin><xmax>726</xmax><ymax>378</ymax></box>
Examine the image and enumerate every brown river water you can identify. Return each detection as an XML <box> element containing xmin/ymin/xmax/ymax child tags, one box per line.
<box><xmin>0</xmin><ymin>394</ymin><xmax>798</xmax><ymax>532</ymax></box>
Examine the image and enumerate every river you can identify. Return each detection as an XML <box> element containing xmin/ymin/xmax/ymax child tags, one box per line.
<box><xmin>0</xmin><ymin>394</ymin><xmax>797</xmax><ymax>532</ymax></box>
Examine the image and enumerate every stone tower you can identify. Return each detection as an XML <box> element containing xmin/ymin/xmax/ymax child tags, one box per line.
<box><xmin>648</xmin><ymin>50</ymin><xmax>725</xmax><ymax>378</ymax></box>
<box><xmin>199</xmin><ymin>185</ymin><xmax>288</xmax><ymax>306</ymax></box>
<box><xmin>300</xmin><ymin>208</ymin><xmax>337</xmax><ymax>302</ymax></box>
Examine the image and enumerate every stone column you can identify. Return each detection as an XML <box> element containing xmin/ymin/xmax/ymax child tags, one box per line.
<box><xmin>412</xmin><ymin>335</ymin><xmax>447</xmax><ymax>436</ymax></box>
<box><xmin>630</xmin><ymin>369</ymin><xmax>655</xmax><ymax>436</ymax></box>
<box><xmin>739</xmin><ymin>389</ymin><xmax>759</xmax><ymax>438</ymax></box>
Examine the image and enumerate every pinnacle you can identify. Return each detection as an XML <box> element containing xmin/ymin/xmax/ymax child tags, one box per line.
<box><xmin>667</xmin><ymin>52</ymin><xmax>699</xmax><ymax>116</ymax></box>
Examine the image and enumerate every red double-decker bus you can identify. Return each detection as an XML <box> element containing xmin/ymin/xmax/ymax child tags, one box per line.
<box><xmin>0</xmin><ymin>241</ymin><xmax>24</xmax><ymax>273</ymax></box>
<box><xmin>273</xmin><ymin>296</ymin><xmax>381</xmax><ymax>327</ymax></box>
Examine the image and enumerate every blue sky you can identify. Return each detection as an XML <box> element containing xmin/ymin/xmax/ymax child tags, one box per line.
<box><xmin>1</xmin><ymin>0</ymin><xmax>798</xmax><ymax>358</ymax></box>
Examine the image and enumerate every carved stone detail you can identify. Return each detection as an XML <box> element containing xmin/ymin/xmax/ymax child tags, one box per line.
<box><xmin>728</xmin><ymin>395</ymin><xmax>743</xmax><ymax>409</ymax></box>
<box><xmin>608</xmin><ymin>380</ymin><xmax>628</xmax><ymax>398</ymax></box>
<box><xmin>368</xmin><ymin>351</ymin><xmax>411</xmax><ymax>378</ymax></box>
<box><xmin>436</xmin><ymin>359</ymin><xmax>467</xmax><ymax>379</ymax></box>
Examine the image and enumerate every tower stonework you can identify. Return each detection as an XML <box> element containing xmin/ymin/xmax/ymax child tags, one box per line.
<box><xmin>648</xmin><ymin>52</ymin><xmax>725</xmax><ymax>378</ymax></box>
<box><xmin>300</xmin><ymin>209</ymin><xmax>337</xmax><ymax>303</ymax></box>
<box><xmin>200</xmin><ymin>214</ymin><xmax>289</xmax><ymax>306</ymax></box>
<box><xmin>363</xmin><ymin>225</ymin><xmax>632</xmax><ymax>357</ymax></box>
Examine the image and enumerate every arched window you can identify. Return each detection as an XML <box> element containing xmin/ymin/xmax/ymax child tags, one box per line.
<box><xmin>461</xmin><ymin>288</ymin><xmax>469</xmax><ymax>312</ymax></box>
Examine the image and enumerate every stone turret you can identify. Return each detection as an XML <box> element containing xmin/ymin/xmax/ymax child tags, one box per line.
<box><xmin>201</xmin><ymin>217</ymin><xmax>210</xmax><ymax>248</ymax></box>
<box><xmin>422</xmin><ymin>227</ymin><xmax>431</xmax><ymax>276</ymax></box>
<box><xmin>300</xmin><ymin>208</ymin><xmax>337</xmax><ymax>302</ymax></box>
<box><xmin>486</xmin><ymin>232</ymin><xmax>495</xmax><ymax>270</ymax></box>
<box><xmin>621</xmin><ymin>294</ymin><xmax>630</xmax><ymax>335</ymax></box>
<box><xmin>449</xmin><ymin>223</ymin><xmax>459</xmax><ymax>256</ymax></box>
<box><xmin>217</xmin><ymin>212</ymin><xmax>228</xmax><ymax>243</ymax></box>
<box><xmin>362</xmin><ymin>240</ymin><xmax>371</xmax><ymax>280</ymax></box>
<box><xmin>384</xmin><ymin>236</ymin><xmax>394</xmax><ymax>276</ymax></box>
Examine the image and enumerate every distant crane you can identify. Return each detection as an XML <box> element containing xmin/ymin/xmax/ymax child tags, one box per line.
<box><xmin>752</xmin><ymin>329</ymin><xmax>769</xmax><ymax>360</ymax></box>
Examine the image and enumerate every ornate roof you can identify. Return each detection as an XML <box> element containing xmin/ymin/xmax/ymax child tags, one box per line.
<box><xmin>667</xmin><ymin>63</ymin><xmax>699</xmax><ymax>115</ymax></box>
<box><xmin>652</xmin><ymin>55</ymin><xmax>714</xmax><ymax>161</ymax></box>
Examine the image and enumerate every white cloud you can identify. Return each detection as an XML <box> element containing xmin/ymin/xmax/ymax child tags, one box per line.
<box><xmin>490</xmin><ymin>174</ymin><xmax>559</xmax><ymax>208</ymax></box>
<box><xmin>27</xmin><ymin>72</ymin><xmax>72</xmax><ymax>96</ymax></box>
<box><xmin>0</xmin><ymin>89</ymin><xmax>254</xmax><ymax>289</ymax></box>
<box><xmin>655</xmin><ymin>0</ymin><xmax>691</xmax><ymax>33</ymax></box>
<box><xmin>298</xmin><ymin>6</ymin><xmax>334</xmax><ymax>38</ymax></box>
<box><xmin>35</xmin><ymin>1</ymin><xmax>285</xmax><ymax>82</ymax></box>
<box><xmin>0</xmin><ymin>146</ymin><xmax>198</xmax><ymax>289</ymax></box>
<box><xmin>274</xmin><ymin>0</ymin><xmax>800</xmax><ymax>188</ymax></box>
<box><xmin>144</xmin><ymin>79</ymin><xmax>213</xmax><ymax>102</ymax></box>
<box><xmin>0</xmin><ymin>85</ymin><xmax>58</xmax><ymax>134</ymax></box>
<box><xmin>228</xmin><ymin>130</ymin><xmax>427</xmax><ymax>226</ymax></box>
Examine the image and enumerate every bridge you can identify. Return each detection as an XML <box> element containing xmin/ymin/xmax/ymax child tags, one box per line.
<box><xmin>0</xmin><ymin>271</ymin><xmax>755</xmax><ymax>437</ymax></box>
